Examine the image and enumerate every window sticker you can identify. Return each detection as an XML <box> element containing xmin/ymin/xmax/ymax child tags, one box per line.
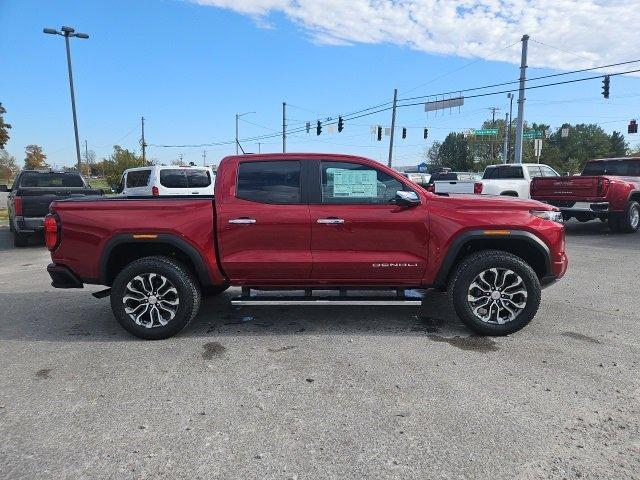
<box><xmin>328</xmin><ymin>168</ymin><xmax>377</xmax><ymax>198</ymax></box>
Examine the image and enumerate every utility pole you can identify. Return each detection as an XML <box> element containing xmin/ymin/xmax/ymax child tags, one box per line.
<box><xmin>502</xmin><ymin>113</ymin><xmax>509</xmax><ymax>164</ymax></box>
<box><xmin>202</xmin><ymin>149</ymin><xmax>206</xmax><ymax>166</ymax></box>
<box><xmin>388</xmin><ymin>88</ymin><xmax>398</xmax><ymax>167</ymax></box>
<box><xmin>235</xmin><ymin>111</ymin><xmax>255</xmax><ymax>155</ymax></box>
<box><xmin>257</xmin><ymin>142</ymin><xmax>261</xmax><ymax>154</ymax></box>
<box><xmin>282</xmin><ymin>102</ymin><xmax>286</xmax><ymax>153</ymax></box>
<box><xmin>140</xmin><ymin>116</ymin><xmax>147</xmax><ymax>163</ymax></box>
<box><xmin>84</xmin><ymin>139</ymin><xmax>88</xmax><ymax>175</ymax></box>
<box><xmin>514</xmin><ymin>34</ymin><xmax>529</xmax><ymax>164</ymax></box>
<box><xmin>43</xmin><ymin>26</ymin><xmax>89</xmax><ymax>172</ymax></box>
<box><xmin>489</xmin><ymin>107</ymin><xmax>500</xmax><ymax>161</ymax></box>
<box><xmin>507</xmin><ymin>93</ymin><xmax>514</xmax><ymax>163</ymax></box>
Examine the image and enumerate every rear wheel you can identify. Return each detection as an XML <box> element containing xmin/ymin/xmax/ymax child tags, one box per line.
<box><xmin>615</xmin><ymin>201</ymin><xmax>640</xmax><ymax>233</ymax></box>
<box><xmin>448</xmin><ymin>250</ymin><xmax>541</xmax><ymax>336</ymax></box>
<box><xmin>13</xmin><ymin>232</ymin><xmax>29</xmax><ymax>247</ymax></box>
<box><xmin>110</xmin><ymin>256</ymin><xmax>201</xmax><ymax>340</ymax></box>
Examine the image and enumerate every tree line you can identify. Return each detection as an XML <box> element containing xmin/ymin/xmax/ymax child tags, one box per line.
<box><xmin>425</xmin><ymin>117</ymin><xmax>634</xmax><ymax>174</ymax></box>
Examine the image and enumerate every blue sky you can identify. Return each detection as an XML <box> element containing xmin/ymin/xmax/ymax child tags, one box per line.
<box><xmin>1</xmin><ymin>0</ymin><xmax>638</xmax><ymax>169</ymax></box>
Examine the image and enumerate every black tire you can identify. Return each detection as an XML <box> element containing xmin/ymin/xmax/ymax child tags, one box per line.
<box><xmin>448</xmin><ymin>250</ymin><xmax>541</xmax><ymax>336</ymax></box>
<box><xmin>110</xmin><ymin>255</ymin><xmax>201</xmax><ymax>340</ymax></box>
<box><xmin>615</xmin><ymin>201</ymin><xmax>640</xmax><ymax>234</ymax></box>
<box><xmin>13</xmin><ymin>232</ymin><xmax>29</xmax><ymax>247</ymax></box>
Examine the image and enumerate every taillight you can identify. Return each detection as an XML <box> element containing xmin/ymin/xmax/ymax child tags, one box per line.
<box><xmin>14</xmin><ymin>196</ymin><xmax>23</xmax><ymax>215</ymax></box>
<box><xmin>152</xmin><ymin>185</ymin><xmax>159</xmax><ymax>196</ymax></box>
<box><xmin>474</xmin><ymin>182</ymin><xmax>483</xmax><ymax>194</ymax></box>
<box><xmin>44</xmin><ymin>214</ymin><xmax>60</xmax><ymax>251</ymax></box>
<box><xmin>597</xmin><ymin>177</ymin><xmax>610</xmax><ymax>197</ymax></box>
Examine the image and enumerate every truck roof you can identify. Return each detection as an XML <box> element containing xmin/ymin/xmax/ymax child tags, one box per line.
<box><xmin>220</xmin><ymin>153</ymin><xmax>373</xmax><ymax>163</ymax></box>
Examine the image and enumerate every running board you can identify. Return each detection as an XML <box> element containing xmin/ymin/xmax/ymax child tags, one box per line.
<box><xmin>231</xmin><ymin>289</ymin><xmax>424</xmax><ymax>306</ymax></box>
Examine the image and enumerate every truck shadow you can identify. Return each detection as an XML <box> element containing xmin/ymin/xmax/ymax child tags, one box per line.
<box><xmin>0</xmin><ymin>288</ymin><xmax>473</xmax><ymax>343</ymax></box>
<box><xmin>0</xmin><ymin>225</ymin><xmax>45</xmax><ymax>251</ymax></box>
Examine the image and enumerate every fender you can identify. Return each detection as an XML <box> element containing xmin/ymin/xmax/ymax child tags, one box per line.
<box><xmin>99</xmin><ymin>233</ymin><xmax>216</xmax><ymax>287</ymax></box>
<box><xmin>433</xmin><ymin>229</ymin><xmax>551</xmax><ymax>287</ymax></box>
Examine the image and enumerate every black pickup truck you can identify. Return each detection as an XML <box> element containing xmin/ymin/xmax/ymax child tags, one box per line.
<box><xmin>2</xmin><ymin>170</ymin><xmax>103</xmax><ymax>247</ymax></box>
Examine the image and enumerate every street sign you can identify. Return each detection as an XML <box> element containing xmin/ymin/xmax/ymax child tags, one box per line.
<box><xmin>534</xmin><ymin>139</ymin><xmax>543</xmax><ymax>158</ymax></box>
<box><xmin>425</xmin><ymin>96</ymin><xmax>464</xmax><ymax>112</ymax></box>
<box><xmin>473</xmin><ymin>128</ymin><xmax>498</xmax><ymax>136</ymax></box>
<box><xmin>523</xmin><ymin>130</ymin><xmax>543</xmax><ymax>139</ymax></box>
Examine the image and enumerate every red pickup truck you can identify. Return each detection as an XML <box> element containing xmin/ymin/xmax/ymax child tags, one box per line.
<box><xmin>530</xmin><ymin>157</ymin><xmax>640</xmax><ymax>233</ymax></box>
<box><xmin>45</xmin><ymin>153</ymin><xmax>567</xmax><ymax>340</ymax></box>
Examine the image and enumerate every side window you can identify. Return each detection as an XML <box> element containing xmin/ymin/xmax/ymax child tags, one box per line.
<box><xmin>625</xmin><ymin>160</ymin><xmax>640</xmax><ymax>176</ymax></box>
<box><xmin>540</xmin><ymin>166</ymin><xmax>559</xmax><ymax>177</ymax></box>
<box><xmin>320</xmin><ymin>161</ymin><xmax>406</xmax><ymax>204</ymax></box>
<box><xmin>527</xmin><ymin>166</ymin><xmax>542</xmax><ymax>178</ymax></box>
<box><xmin>126</xmin><ymin>170</ymin><xmax>151</xmax><ymax>188</ymax></box>
<box><xmin>160</xmin><ymin>169</ymin><xmax>188</xmax><ymax>188</ymax></box>
<box><xmin>186</xmin><ymin>170</ymin><xmax>211</xmax><ymax>188</ymax></box>
<box><xmin>236</xmin><ymin>161</ymin><xmax>301</xmax><ymax>204</ymax></box>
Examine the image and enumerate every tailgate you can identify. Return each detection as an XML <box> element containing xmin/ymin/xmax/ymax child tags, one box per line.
<box><xmin>17</xmin><ymin>188</ymin><xmax>103</xmax><ymax>217</ymax></box>
<box><xmin>433</xmin><ymin>180</ymin><xmax>475</xmax><ymax>194</ymax></box>
<box><xmin>530</xmin><ymin>176</ymin><xmax>600</xmax><ymax>201</ymax></box>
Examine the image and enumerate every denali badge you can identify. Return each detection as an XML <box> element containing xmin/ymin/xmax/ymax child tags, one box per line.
<box><xmin>372</xmin><ymin>263</ymin><xmax>419</xmax><ymax>268</ymax></box>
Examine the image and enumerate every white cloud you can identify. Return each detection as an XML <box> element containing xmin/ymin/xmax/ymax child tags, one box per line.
<box><xmin>193</xmin><ymin>0</ymin><xmax>639</xmax><ymax>73</ymax></box>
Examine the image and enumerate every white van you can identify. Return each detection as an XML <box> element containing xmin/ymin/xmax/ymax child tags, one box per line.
<box><xmin>118</xmin><ymin>166</ymin><xmax>215</xmax><ymax>196</ymax></box>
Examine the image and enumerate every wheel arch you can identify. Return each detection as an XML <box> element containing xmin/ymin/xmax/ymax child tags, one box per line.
<box><xmin>500</xmin><ymin>191</ymin><xmax>519</xmax><ymax>197</ymax></box>
<box><xmin>99</xmin><ymin>234</ymin><xmax>213</xmax><ymax>287</ymax></box>
<box><xmin>627</xmin><ymin>190</ymin><xmax>640</xmax><ymax>203</ymax></box>
<box><xmin>434</xmin><ymin>230</ymin><xmax>551</xmax><ymax>288</ymax></box>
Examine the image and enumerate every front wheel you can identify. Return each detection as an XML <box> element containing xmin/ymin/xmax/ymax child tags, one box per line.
<box><xmin>110</xmin><ymin>256</ymin><xmax>201</xmax><ymax>340</ymax></box>
<box><xmin>448</xmin><ymin>250</ymin><xmax>541</xmax><ymax>336</ymax></box>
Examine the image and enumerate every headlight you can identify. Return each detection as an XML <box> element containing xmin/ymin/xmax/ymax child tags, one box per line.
<box><xmin>530</xmin><ymin>210</ymin><xmax>563</xmax><ymax>224</ymax></box>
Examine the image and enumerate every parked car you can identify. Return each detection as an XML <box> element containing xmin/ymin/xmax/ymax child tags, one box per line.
<box><xmin>478</xmin><ymin>164</ymin><xmax>560</xmax><ymax>198</ymax></box>
<box><xmin>6</xmin><ymin>170</ymin><xmax>103</xmax><ymax>247</ymax></box>
<box><xmin>428</xmin><ymin>171</ymin><xmax>480</xmax><ymax>194</ymax></box>
<box><xmin>400</xmin><ymin>172</ymin><xmax>431</xmax><ymax>188</ymax></box>
<box><xmin>45</xmin><ymin>153</ymin><xmax>567</xmax><ymax>340</ymax></box>
<box><xmin>531</xmin><ymin>157</ymin><xmax>640</xmax><ymax>233</ymax></box>
<box><xmin>117</xmin><ymin>165</ymin><xmax>215</xmax><ymax>196</ymax></box>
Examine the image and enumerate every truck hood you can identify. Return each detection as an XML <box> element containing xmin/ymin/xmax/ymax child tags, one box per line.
<box><xmin>429</xmin><ymin>193</ymin><xmax>554</xmax><ymax>211</ymax></box>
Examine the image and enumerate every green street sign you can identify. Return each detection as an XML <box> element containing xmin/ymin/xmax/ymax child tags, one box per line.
<box><xmin>473</xmin><ymin>128</ymin><xmax>498</xmax><ymax>136</ymax></box>
<box><xmin>523</xmin><ymin>130</ymin><xmax>543</xmax><ymax>139</ymax></box>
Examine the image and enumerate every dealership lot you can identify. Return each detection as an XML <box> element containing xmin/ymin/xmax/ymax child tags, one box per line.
<box><xmin>0</xmin><ymin>222</ymin><xmax>638</xmax><ymax>479</ymax></box>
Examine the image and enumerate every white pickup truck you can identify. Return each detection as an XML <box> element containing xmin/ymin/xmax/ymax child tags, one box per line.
<box><xmin>429</xmin><ymin>172</ymin><xmax>480</xmax><ymax>194</ymax></box>
<box><xmin>478</xmin><ymin>163</ymin><xmax>560</xmax><ymax>198</ymax></box>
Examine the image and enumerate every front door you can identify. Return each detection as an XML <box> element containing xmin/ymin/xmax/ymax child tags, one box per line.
<box><xmin>217</xmin><ymin>159</ymin><xmax>312</xmax><ymax>283</ymax></box>
<box><xmin>309</xmin><ymin>160</ymin><xmax>429</xmax><ymax>284</ymax></box>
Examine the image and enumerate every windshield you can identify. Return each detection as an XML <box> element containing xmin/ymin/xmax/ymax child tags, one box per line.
<box><xmin>19</xmin><ymin>172</ymin><xmax>85</xmax><ymax>188</ymax></box>
<box><xmin>582</xmin><ymin>160</ymin><xmax>640</xmax><ymax>176</ymax></box>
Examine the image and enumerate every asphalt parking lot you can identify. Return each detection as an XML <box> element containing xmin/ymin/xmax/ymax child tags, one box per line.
<box><xmin>0</xmin><ymin>221</ymin><xmax>638</xmax><ymax>479</ymax></box>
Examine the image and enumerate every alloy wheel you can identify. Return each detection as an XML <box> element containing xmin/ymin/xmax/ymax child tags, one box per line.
<box><xmin>123</xmin><ymin>273</ymin><xmax>180</xmax><ymax>328</ymax></box>
<box><xmin>467</xmin><ymin>268</ymin><xmax>528</xmax><ymax>324</ymax></box>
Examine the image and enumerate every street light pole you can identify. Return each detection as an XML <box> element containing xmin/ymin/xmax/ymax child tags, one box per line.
<box><xmin>507</xmin><ymin>93</ymin><xmax>514</xmax><ymax>163</ymax></box>
<box><xmin>235</xmin><ymin>111</ymin><xmax>255</xmax><ymax>155</ymax></box>
<box><xmin>44</xmin><ymin>26</ymin><xmax>89</xmax><ymax>172</ymax></box>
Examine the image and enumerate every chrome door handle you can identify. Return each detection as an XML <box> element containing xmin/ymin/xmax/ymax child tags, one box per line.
<box><xmin>317</xmin><ymin>218</ymin><xmax>344</xmax><ymax>224</ymax></box>
<box><xmin>229</xmin><ymin>218</ymin><xmax>256</xmax><ymax>224</ymax></box>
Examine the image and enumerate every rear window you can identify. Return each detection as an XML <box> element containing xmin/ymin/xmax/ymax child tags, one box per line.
<box><xmin>582</xmin><ymin>160</ymin><xmax>640</xmax><ymax>176</ymax></box>
<box><xmin>186</xmin><ymin>169</ymin><xmax>211</xmax><ymax>188</ymax></box>
<box><xmin>159</xmin><ymin>169</ymin><xmax>212</xmax><ymax>189</ymax></box>
<box><xmin>431</xmin><ymin>172</ymin><xmax>457</xmax><ymax>182</ymax></box>
<box><xmin>483</xmin><ymin>166</ymin><xmax>524</xmax><ymax>179</ymax></box>
<box><xmin>19</xmin><ymin>172</ymin><xmax>84</xmax><ymax>188</ymax></box>
<box><xmin>126</xmin><ymin>170</ymin><xmax>151</xmax><ymax>188</ymax></box>
<box><xmin>236</xmin><ymin>161</ymin><xmax>301</xmax><ymax>204</ymax></box>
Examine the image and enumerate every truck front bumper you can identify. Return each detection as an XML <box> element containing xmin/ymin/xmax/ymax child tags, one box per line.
<box><xmin>47</xmin><ymin>263</ymin><xmax>84</xmax><ymax>289</ymax></box>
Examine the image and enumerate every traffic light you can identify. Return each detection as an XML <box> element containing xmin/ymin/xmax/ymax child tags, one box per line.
<box><xmin>602</xmin><ymin>75</ymin><xmax>610</xmax><ymax>99</ymax></box>
<box><xmin>402</xmin><ymin>127</ymin><xmax>407</xmax><ymax>139</ymax></box>
<box><xmin>377</xmin><ymin>126</ymin><xmax>382</xmax><ymax>141</ymax></box>
<box><xmin>316</xmin><ymin>120</ymin><xmax>322</xmax><ymax>136</ymax></box>
<box><xmin>306</xmin><ymin>122</ymin><xmax>311</xmax><ymax>134</ymax></box>
<box><xmin>629</xmin><ymin>120</ymin><xmax>638</xmax><ymax>134</ymax></box>
<box><xmin>338</xmin><ymin>116</ymin><xmax>344</xmax><ymax>133</ymax></box>
<box><xmin>423</xmin><ymin>128</ymin><xmax>429</xmax><ymax>139</ymax></box>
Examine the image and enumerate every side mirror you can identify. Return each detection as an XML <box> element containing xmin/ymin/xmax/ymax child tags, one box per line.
<box><xmin>394</xmin><ymin>190</ymin><xmax>420</xmax><ymax>206</ymax></box>
<box><xmin>0</xmin><ymin>184</ymin><xmax>8</xmax><ymax>192</ymax></box>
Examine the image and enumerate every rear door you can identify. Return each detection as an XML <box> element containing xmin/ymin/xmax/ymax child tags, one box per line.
<box><xmin>186</xmin><ymin>169</ymin><xmax>214</xmax><ymax>195</ymax></box>
<box><xmin>309</xmin><ymin>159</ymin><xmax>428</xmax><ymax>284</ymax></box>
<box><xmin>217</xmin><ymin>159</ymin><xmax>312</xmax><ymax>282</ymax></box>
<box><xmin>125</xmin><ymin>169</ymin><xmax>151</xmax><ymax>196</ymax></box>
<box><xmin>158</xmin><ymin>168</ymin><xmax>189</xmax><ymax>195</ymax></box>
